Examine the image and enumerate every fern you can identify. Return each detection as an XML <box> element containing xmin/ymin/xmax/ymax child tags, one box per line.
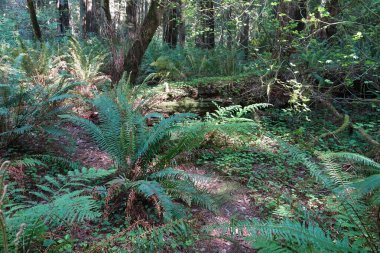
<box><xmin>61</xmin><ymin>86</ymin><xmax>196</xmax><ymax>173</ymax></box>
<box><xmin>205</xmin><ymin>102</ymin><xmax>272</xmax><ymax>122</ymax></box>
<box><xmin>68</xmin><ymin>37</ymin><xmax>108</xmax><ymax>83</ymax></box>
<box><xmin>90</xmin><ymin>218</ymin><xmax>193</xmax><ymax>252</ymax></box>
<box><xmin>217</xmin><ymin>139</ymin><xmax>380</xmax><ymax>252</ymax></box>
<box><xmin>0</xmin><ymin>75</ymin><xmax>78</xmax><ymax>149</ymax></box>
<box><xmin>61</xmin><ymin>86</ymin><xmax>220</xmax><ymax>222</ymax></box>
<box><xmin>217</xmin><ymin>218</ymin><xmax>361</xmax><ymax>253</ymax></box>
<box><xmin>14</xmin><ymin>39</ymin><xmax>58</xmax><ymax>83</ymax></box>
<box><xmin>149</xmin><ymin>167</ymin><xmax>208</xmax><ymax>184</ymax></box>
<box><xmin>277</xmin><ymin>141</ymin><xmax>380</xmax><ymax>251</ymax></box>
<box><xmin>0</xmin><ymin>163</ymin><xmax>111</xmax><ymax>250</ymax></box>
<box><xmin>8</xmin><ymin>167</ymin><xmax>113</xmax><ymax>223</ymax></box>
<box><xmin>109</xmin><ymin>172</ymin><xmax>212</xmax><ymax>221</ymax></box>
<box><xmin>323</xmin><ymin>152</ymin><xmax>380</xmax><ymax>171</ymax></box>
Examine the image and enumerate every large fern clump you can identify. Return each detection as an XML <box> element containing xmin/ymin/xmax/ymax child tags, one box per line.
<box><xmin>67</xmin><ymin>37</ymin><xmax>108</xmax><ymax>84</ymax></box>
<box><xmin>216</xmin><ymin>141</ymin><xmax>380</xmax><ymax>252</ymax></box>
<box><xmin>0</xmin><ymin>160</ymin><xmax>111</xmax><ymax>252</ymax></box>
<box><xmin>0</xmin><ymin>77</ymin><xmax>78</xmax><ymax>149</ymax></box>
<box><xmin>62</xmin><ymin>85</ymin><xmax>215</xmax><ymax>222</ymax></box>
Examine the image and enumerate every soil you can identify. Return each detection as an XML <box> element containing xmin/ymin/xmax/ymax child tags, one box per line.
<box><xmin>61</xmin><ymin>125</ymin><xmax>258</xmax><ymax>252</ymax></box>
<box><xmin>57</xmin><ymin>123</ymin><xmax>113</xmax><ymax>169</ymax></box>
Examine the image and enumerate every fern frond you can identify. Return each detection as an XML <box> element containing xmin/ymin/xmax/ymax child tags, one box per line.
<box><xmin>149</xmin><ymin>168</ymin><xmax>209</xmax><ymax>184</ymax></box>
<box><xmin>350</xmin><ymin>175</ymin><xmax>380</xmax><ymax>197</ymax></box>
<box><xmin>323</xmin><ymin>152</ymin><xmax>380</xmax><ymax>171</ymax></box>
<box><xmin>136</xmin><ymin>113</ymin><xmax>196</xmax><ymax>162</ymax></box>
<box><xmin>206</xmin><ymin>103</ymin><xmax>271</xmax><ymax>122</ymax></box>
<box><xmin>134</xmin><ymin>180</ymin><xmax>176</xmax><ymax>221</ymax></box>
<box><xmin>214</xmin><ymin>219</ymin><xmax>360</xmax><ymax>252</ymax></box>
<box><xmin>164</xmin><ymin>180</ymin><xmax>216</xmax><ymax>211</ymax></box>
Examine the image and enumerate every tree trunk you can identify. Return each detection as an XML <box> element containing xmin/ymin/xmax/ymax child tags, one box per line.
<box><xmin>27</xmin><ymin>0</ymin><xmax>42</xmax><ymax>40</ymax></box>
<box><xmin>126</xmin><ymin>0</ymin><xmax>137</xmax><ymax>41</ymax></box>
<box><xmin>239</xmin><ymin>9</ymin><xmax>249</xmax><ymax>59</ymax></box>
<box><xmin>196</xmin><ymin>0</ymin><xmax>215</xmax><ymax>49</ymax></box>
<box><xmin>178</xmin><ymin>0</ymin><xmax>186</xmax><ymax>46</ymax></box>
<box><xmin>103</xmin><ymin>0</ymin><xmax>112</xmax><ymax>24</ymax></box>
<box><xmin>163</xmin><ymin>0</ymin><xmax>179</xmax><ymax>48</ymax></box>
<box><xmin>316</xmin><ymin>0</ymin><xmax>340</xmax><ymax>39</ymax></box>
<box><xmin>80</xmin><ymin>0</ymin><xmax>98</xmax><ymax>37</ymax></box>
<box><xmin>57</xmin><ymin>0</ymin><xmax>70</xmax><ymax>35</ymax></box>
<box><xmin>226</xmin><ymin>7</ymin><xmax>233</xmax><ymax>49</ymax></box>
<box><xmin>124</xmin><ymin>0</ymin><xmax>166</xmax><ymax>84</ymax></box>
<box><xmin>272</xmin><ymin>0</ymin><xmax>307</xmax><ymax>58</ymax></box>
<box><xmin>80</xmin><ymin>0</ymin><xmax>85</xmax><ymax>36</ymax></box>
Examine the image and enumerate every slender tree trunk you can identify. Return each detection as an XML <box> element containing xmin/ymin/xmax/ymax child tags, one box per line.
<box><xmin>57</xmin><ymin>0</ymin><xmax>70</xmax><ymax>35</ymax></box>
<box><xmin>226</xmin><ymin>7</ymin><xmax>233</xmax><ymax>49</ymax></box>
<box><xmin>126</xmin><ymin>0</ymin><xmax>137</xmax><ymax>41</ymax></box>
<box><xmin>163</xmin><ymin>0</ymin><xmax>179</xmax><ymax>48</ymax></box>
<box><xmin>124</xmin><ymin>0</ymin><xmax>166</xmax><ymax>84</ymax></box>
<box><xmin>239</xmin><ymin>9</ymin><xmax>249</xmax><ymax>59</ymax></box>
<box><xmin>80</xmin><ymin>0</ymin><xmax>86</xmax><ymax>36</ymax></box>
<box><xmin>196</xmin><ymin>0</ymin><xmax>215</xmax><ymax>49</ymax></box>
<box><xmin>86</xmin><ymin>0</ymin><xmax>98</xmax><ymax>34</ymax></box>
<box><xmin>0</xmin><ymin>86</ymin><xmax>9</xmax><ymax>135</ymax></box>
<box><xmin>80</xmin><ymin>0</ymin><xmax>98</xmax><ymax>37</ymax></box>
<box><xmin>27</xmin><ymin>0</ymin><xmax>42</xmax><ymax>40</ymax></box>
<box><xmin>178</xmin><ymin>0</ymin><xmax>186</xmax><ymax>46</ymax></box>
<box><xmin>103</xmin><ymin>0</ymin><xmax>112</xmax><ymax>23</ymax></box>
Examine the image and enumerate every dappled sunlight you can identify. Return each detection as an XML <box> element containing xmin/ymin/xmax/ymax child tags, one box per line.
<box><xmin>0</xmin><ymin>0</ymin><xmax>379</xmax><ymax>251</ymax></box>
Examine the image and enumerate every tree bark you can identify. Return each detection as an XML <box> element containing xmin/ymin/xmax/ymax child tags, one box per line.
<box><xmin>126</xmin><ymin>0</ymin><xmax>138</xmax><ymax>41</ymax></box>
<box><xmin>177</xmin><ymin>0</ymin><xmax>186</xmax><ymax>46</ymax></box>
<box><xmin>27</xmin><ymin>0</ymin><xmax>42</xmax><ymax>40</ymax></box>
<box><xmin>80</xmin><ymin>0</ymin><xmax>99</xmax><ymax>37</ymax></box>
<box><xmin>103</xmin><ymin>0</ymin><xmax>112</xmax><ymax>24</ymax></box>
<box><xmin>226</xmin><ymin>7</ymin><xmax>233</xmax><ymax>49</ymax></box>
<box><xmin>163</xmin><ymin>1</ymin><xmax>179</xmax><ymax>48</ymax></box>
<box><xmin>124</xmin><ymin>0</ymin><xmax>166</xmax><ymax>84</ymax></box>
<box><xmin>239</xmin><ymin>9</ymin><xmax>249</xmax><ymax>59</ymax></box>
<box><xmin>80</xmin><ymin>0</ymin><xmax>85</xmax><ymax>36</ymax></box>
<box><xmin>316</xmin><ymin>0</ymin><xmax>340</xmax><ymax>39</ymax></box>
<box><xmin>272</xmin><ymin>0</ymin><xmax>307</xmax><ymax>58</ymax></box>
<box><xmin>196</xmin><ymin>0</ymin><xmax>215</xmax><ymax>49</ymax></box>
<box><xmin>57</xmin><ymin>0</ymin><xmax>70</xmax><ymax>35</ymax></box>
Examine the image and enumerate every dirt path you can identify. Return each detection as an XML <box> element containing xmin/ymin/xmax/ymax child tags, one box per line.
<box><xmin>183</xmin><ymin>167</ymin><xmax>257</xmax><ymax>253</ymax></box>
<box><xmin>63</xmin><ymin>127</ymin><xmax>257</xmax><ymax>252</ymax></box>
<box><xmin>58</xmin><ymin>124</ymin><xmax>113</xmax><ymax>169</ymax></box>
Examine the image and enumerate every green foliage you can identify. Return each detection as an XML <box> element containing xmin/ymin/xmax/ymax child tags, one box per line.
<box><xmin>0</xmin><ymin>161</ymin><xmax>110</xmax><ymax>252</ymax></box>
<box><xmin>227</xmin><ymin>218</ymin><xmax>359</xmax><ymax>253</ymax></box>
<box><xmin>67</xmin><ymin>37</ymin><xmax>108</xmax><ymax>84</ymax></box>
<box><xmin>0</xmin><ymin>78</ymin><xmax>77</xmax><ymax>149</ymax></box>
<box><xmin>1</xmin><ymin>0</ymin><xmax>379</xmax><ymax>251</ymax></box>
<box><xmin>276</xmin><ymin>142</ymin><xmax>379</xmax><ymax>251</ymax></box>
<box><xmin>14</xmin><ymin>40</ymin><xmax>58</xmax><ymax>83</ymax></box>
<box><xmin>62</xmin><ymin>85</ymin><xmax>216</xmax><ymax>221</ymax></box>
<box><xmin>62</xmin><ymin>86</ymin><xmax>195</xmax><ymax>172</ymax></box>
<box><xmin>205</xmin><ymin>102</ymin><xmax>271</xmax><ymax>122</ymax></box>
<box><xmin>142</xmin><ymin>41</ymin><xmax>246</xmax><ymax>82</ymax></box>
<box><xmin>91</xmin><ymin>219</ymin><xmax>194</xmax><ymax>252</ymax></box>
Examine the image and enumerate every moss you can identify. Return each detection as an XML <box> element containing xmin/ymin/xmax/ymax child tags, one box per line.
<box><xmin>169</xmin><ymin>73</ymin><xmax>254</xmax><ymax>88</ymax></box>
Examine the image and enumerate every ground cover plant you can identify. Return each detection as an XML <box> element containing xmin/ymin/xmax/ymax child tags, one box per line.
<box><xmin>0</xmin><ymin>0</ymin><xmax>379</xmax><ymax>252</ymax></box>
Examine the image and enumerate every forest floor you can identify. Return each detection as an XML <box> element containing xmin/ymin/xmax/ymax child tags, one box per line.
<box><xmin>55</xmin><ymin>101</ymin><xmax>378</xmax><ymax>252</ymax></box>
<box><xmin>63</xmin><ymin>124</ymin><xmax>258</xmax><ymax>252</ymax></box>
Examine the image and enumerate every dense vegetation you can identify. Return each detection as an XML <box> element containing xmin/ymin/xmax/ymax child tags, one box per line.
<box><xmin>0</xmin><ymin>0</ymin><xmax>379</xmax><ymax>252</ymax></box>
